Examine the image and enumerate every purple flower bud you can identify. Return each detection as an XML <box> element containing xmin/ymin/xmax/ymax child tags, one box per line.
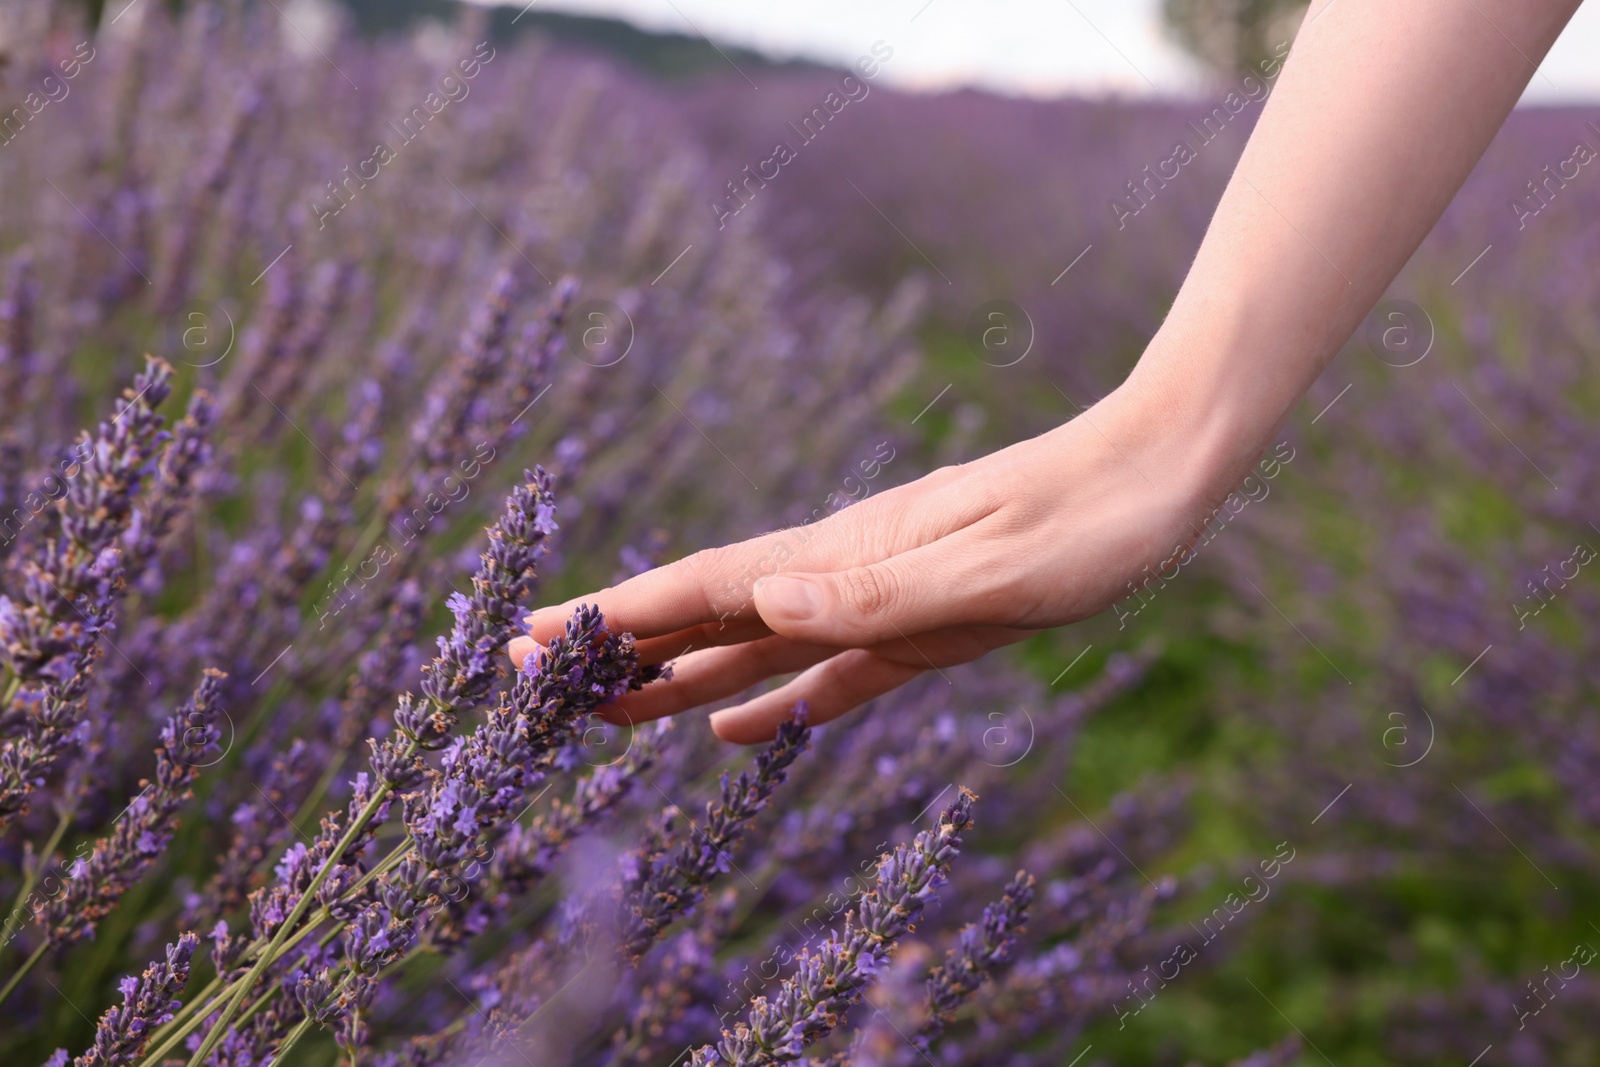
<box><xmin>915</xmin><ymin>870</ymin><xmax>1036</xmax><ymax>1053</ymax></box>
<box><xmin>56</xmin><ymin>931</ymin><xmax>199</xmax><ymax>1067</ymax></box>
<box><xmin>691</xmin><ymin>791</ymin><xmax>976</xmax><ymax>1066</ymax></box>
<box><xmin>618</xmin><ymin>709</ymin><xmax>810</xmax><ymax>962</ymax></box>
<box><xmin>39</xmin><ymin>670</ymin><xmax>227</xmax><ymax>947</ymax></box>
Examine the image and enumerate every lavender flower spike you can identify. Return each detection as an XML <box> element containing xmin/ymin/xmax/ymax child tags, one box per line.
<box><xmin>246</xmin><ymin>472</ymin><xmax>558</xmax><ymax>957</ymax></box>
<box><xmin>692</xmin><ymin>790</ymin><xmax>977</xmax><ymax>1066</ymax></box>
<box><xmin>41</xmin><ymin>669</ymin><xmax>227</xmax><ymax>947</ymax></box>
<box><xmin>370</xmin><ymin>468</ymin><xmax>558</xmax><ymax>794</ymax></box>
<box><xmin>347</xmin><ymin>605</ymin><xmax>663</xmax><ymax>974</ymax></box>
<box><xmin>620</xmin><ymin>708</ymin><xmax>811</xmax><ymax>961</ymax></box>
<box><xmin>0</xmin><ymin>357</ymin><xmax>175</xmax><ymax>826</ymax></box>
<box><xmin>122</xmin><ymin>388</ymin><xmax>216</xmax><ymax>589</ymax></box>
<box><xmin>46</xmin><ymin>931</ymin><xmax>200</xmax><ymax>1067</ymax></box>
<box><xmin>417</xmin><ymin>468</ymin><xmax>559</xmax><ymax>719</ymax></box>
<box><xmin>914</xmin><ymin>870</ymin><xmax>1035</xmax><ymax>1053</ymax></box>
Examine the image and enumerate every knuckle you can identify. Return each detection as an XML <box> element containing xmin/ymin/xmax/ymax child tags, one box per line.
<box><xmin>922</xmin><ymin>462</ymin><xmax>968</xmax><ymax>490</ymax></box>
<box><xmin>815</xmin><ymin>650</ymin><xmax>866</xmax><ymax>699</ymax></box>
<box><xmin>840</xmin><ymin>565</ymin><xmax>893</xmax><ymax>617</ymax></box>
<box><xmin>700</xmin><ymin>541</ymin><xmax>770</xmax><ymax>586</ymax></box>
<box><xmin>968</xmin><ymin>476</ymin><xmax>1010</xmax><ymax>519</ymax></box>
<box><xmin>685</xmin><ymin>620</ymin><xmax>722</xmax><ymax>651</ymax></box>
<box><xmin>680</xmin><ymin>545</ymin><xmax>725</xmax><ymax>581</ymax></box>
<box><xmin>682</xmin><ymin>545</ymin><xmax>737</xmax><ymax>596</ymax></box>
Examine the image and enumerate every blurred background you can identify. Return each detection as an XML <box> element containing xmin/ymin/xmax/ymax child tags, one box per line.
<box><xmin>3</xmin><ymin>1</ymin><xmax>1599</xmax><ymax>1065</ymax></box>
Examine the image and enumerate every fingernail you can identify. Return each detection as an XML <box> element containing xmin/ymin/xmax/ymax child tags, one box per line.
<box><xmin>756</xmin><ymin>575</ymin><xmax>820</xmax><ymax>621</ymax></box>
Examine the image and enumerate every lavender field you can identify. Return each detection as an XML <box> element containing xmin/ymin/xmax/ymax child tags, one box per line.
<box><xmin>1</xmin><ymin>4</ymin><xmax>1598</xmax><ymax>1066</ymax></box>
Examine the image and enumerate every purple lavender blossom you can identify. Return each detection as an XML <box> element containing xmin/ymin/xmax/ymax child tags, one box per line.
<box><xmin>609</xmin><ymin>892</ymin><xmax>739</xmax><ymax>1066</ymax></box>
<box><xmin>359</xmin><ymin>467</ymin><xmax>559</xmax><ymax>813</ymax></box>
<box><xmin>410</xmin><ymin>266</ymin><xmax>524</xmax><ymax>487</ymax></box>
<box><xmin>181</xmin><ymin>738</ymin><xmax>313</xmax><ymax>931</ymax></box>
<box><xmin>216</xmin><ymin>260</ymin><xmax>300</xmax><ymax>429</ymax></box>
<box><xmin>272</xmin><ymin>375</ymin><xmax>382</xmax><ymax>606</ymax></box>
<box><xmin>912</xmin><ymin>870</ymin><xmax>1035</xmax><ymax>1053</ymax></box>
<box><xmin>40</xmin><ymin>669</ymin><xmax>225</xmax><ymax>946</ymax></box>
<box><xmin>154</xmin><ymin>89</ymin><xmax>261</xmax><ymax>314</ymax></box>
<box><xmin>1</xmin><ymin>356</ymin><xmax>173</xmax><ymax>680</ymax></box>
<box><xmin>350</xmin><ymin>604</ymin><xmax>662</xmax><ymax>979</ymax></box>
<box><xmin>619</xmin><ymin>708</ymin><xmax>810</xmax><ymax>961</ymax></box>
<box><xmin>413</xmin><ymin>469</ymin><xmax>559</xmax><ymax>723</ymax></box>
<box><xmin>207</xmin><ymin>475</ymin><xmax>606</xmax><ymax>1061</ymax></box>
<box><xmin>495</xmin><ymin>276</ymin><xmax>577</xmax><ymax>443</ymax></box>
<box><xmin>246</xmin><ymin>769</ymin><xmax>392</xmax><ymax>948</ymax></box>
<box><xmin>47</xmin><ymin>931</ymin><xmax>199</xmax><ymax>1067</ymax></box>
<box><xmin>0</xmin><ymin>357</ymin><xmax>175</xmax><ymax>825</ymax></box>
<box><xmin>123</xmin><ymin>388</ymin><xmax>216</xmax><ymax>590</ymax></box>
<box><xmin>692</xmin><ymin>791</ymin><xmax>975</xmax><ymax>1066</ymax></box>
<box><xmin>427</xmin><ymin>720</ymin><xmax>670</xmax><ymax>948</ymax></box>
<box><xmin>335</xmin><ymin>578</ymin><xmax>425</xmax><ymax>751</ymax></box>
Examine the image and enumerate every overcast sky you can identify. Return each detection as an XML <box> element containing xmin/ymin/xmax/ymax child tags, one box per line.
<box><xmin>478</xmin><ymin>0</ymin><xmax>1600</xmax><ymax>103</ymax></box>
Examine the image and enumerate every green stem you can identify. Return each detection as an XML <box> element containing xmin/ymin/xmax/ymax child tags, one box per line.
<box><xmin>144</xmin><ymin>917</ymin><xmax>322</xmax><ymax>1066</ymax></box>
<box><xmin>142</xmin><ymin>898</ymin><xmax>332</xmax><ymax>1066</ymax></box>
<box><xmin>290</xmin><ymin>750</ymin><xmax>349</xmax><ymax>831</ymax></box>
<box><xmin>144</xmin><ymin>834</ymin><xmax>408</xmax><ymax>1062</ymax></box>
<box><xmin>0</xmin><ymin>941</ymin><xmax>48</xmax><ymax>1009</ymax></box>
<box><xmin>265</xmin><ymin>1015</ymin><xmax>316</xmax><ymax>1067</ymax></box>
<box><xmin>181</xmin><ymin>757</ymin><xmax>408</xmax><ymax>1067</ymax></box>
<box><xmin>0</xmin><ymin>806</ymin><xmax>72</xmax><ymax>953</ymax></box>
<box><xmin>150</xmin><ymin>833</ymin><xmax>432</xmax><ymax>1066</ymax></box>
<box><xmin>230</xmin><ymin>980</ymin><xmax>289</xmax><ymax>1041</ymax></box>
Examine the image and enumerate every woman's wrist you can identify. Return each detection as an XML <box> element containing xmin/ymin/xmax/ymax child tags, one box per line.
<box><xmin>1113</xmin><ymin>315</ymin><xmax>1297</xmax><ymax>518</ymax></box>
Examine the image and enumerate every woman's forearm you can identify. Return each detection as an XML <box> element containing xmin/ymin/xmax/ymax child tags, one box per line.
<box><xmin>1127</xmin><ymin>0</ymin><xmax>1582</xmax><ymax>483</ymax></box>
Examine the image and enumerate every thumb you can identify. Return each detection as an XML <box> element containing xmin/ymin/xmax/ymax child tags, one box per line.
<box><xmin>752</xmin><ymin>543</ymin><xmax>975</xmax><ymax>646</ymax></box>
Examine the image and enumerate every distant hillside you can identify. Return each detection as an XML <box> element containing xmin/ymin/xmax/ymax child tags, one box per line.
<box><xmin>334</xmin><ymin>0</ymin><xmax>829</xmax><ymax>80</ymax></box>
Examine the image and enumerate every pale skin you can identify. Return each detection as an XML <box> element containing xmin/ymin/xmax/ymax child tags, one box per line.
<box><xmin>510</xmin><ymin>0</ymin><xmax>1585</xmax><ymax>742</ymax></box>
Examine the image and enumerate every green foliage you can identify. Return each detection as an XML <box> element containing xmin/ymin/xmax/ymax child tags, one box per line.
<box><xmin>1162</xmin><ymin>0</ymin><xmax>1309</xmax><ymax>76</ymax></box>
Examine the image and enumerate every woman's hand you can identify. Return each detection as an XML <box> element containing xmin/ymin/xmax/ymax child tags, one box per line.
<box><xmin>507</xmin><ymin>377</ymin><xmax>1251</xmax><ymax>742</ymax></box>
<box><xmin>511</xmin><ymin>0</ymin><xmax>1585</xmax><ymax>743</ymax></box>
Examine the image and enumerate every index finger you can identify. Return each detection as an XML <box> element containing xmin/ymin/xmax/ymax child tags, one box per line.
<box><xmin>520</xmin><ymin>540</ymin><xmax>763</xmax><ymax>647</ymax></box>
<box><xmin>519</xmin><ymin>476</ymin><xmax>948</xmax><ymax>647</ymax></box>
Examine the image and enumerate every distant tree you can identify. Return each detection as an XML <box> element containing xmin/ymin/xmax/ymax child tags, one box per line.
<box><xmin>1162</xmin><ymin>0</ymin><xmax>1308</xmax><ymax>77</ymax></box>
